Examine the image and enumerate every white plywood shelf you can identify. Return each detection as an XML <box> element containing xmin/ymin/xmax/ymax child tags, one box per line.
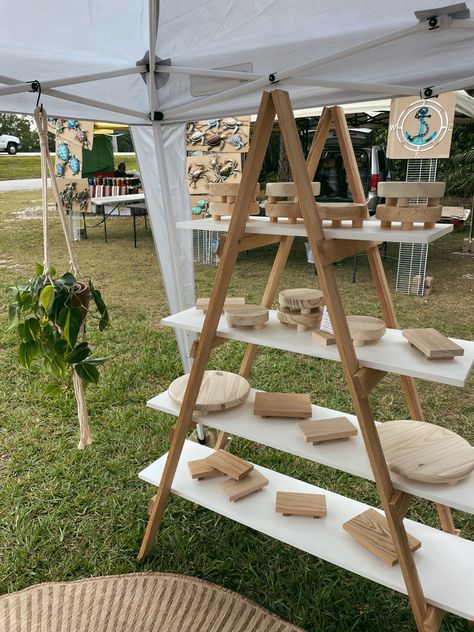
<box><xmin>147</xmin><ymin>389</ymin><xmax>474</xmax><ymax>514</ymax></box>
<box><xmin>178</xmin><ymin>216</ymin><xmax>453</xmax><ymax>244</ymax></box>
<box><xmin>162</xmin><ymin>308</ymin><xmax>474</xmax><ymax>387</ymax></box>
<box><xmin>139</xmin><ymin>441</ymin><xmax>474</xmax><ymax>621</ymax></box>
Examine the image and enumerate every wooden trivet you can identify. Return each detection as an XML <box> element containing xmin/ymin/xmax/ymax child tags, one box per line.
<box><xmin>346</xmin><ymin>315</ymin><xmax>386</xmax><ymax>346</ymax></box>
<box><xmin>402</xmin><ymin>328</ymin><xmax>464</xmax><ymax>360</ymax></box>
<box><xmin>276</xmin><ymin>308</ymin><xmax>322</xmax><ymax>332</ymax></box>
<box><xmin>225</xmin><ymin>305</ymin><xmax>269</xmax><ymax>330</ymax></box>
<box><xmin>317</xmin><ymin>202</ymin><xmax>367</xmax><ymax>228</ymax></box>
<box><xmin>188</xmin><ymin>458</ymin><xmax>224</xmax><ymax>480</ymax></box>
<box><xmin>297</xmin><ymin>417</ymin><xmax>358</xmax><ymax>444</ymax></box>
<box><xmin>377</xmin><ymin>419</ymin><xmax>474</xmax><ymax>485</ymax></box>
<box><xmin>207</xmin><ymin>449</ymin><xmax>253</xmax><ymax>480</ymax></box>
<box><xmin>168</xmin><ymin>371</ymin><xmax>250</xmax><ymax>413</ymax></box>
<box><xmin>312</xmin><ymin>329</ymin><xmax>336</xmax><ymax>345</ymax></box>
<box><xmin>254</xmin><ymin>392</ymin><xmax>312</xmax><ymax>419</ymax></box>
<box><xmin>275</xmin><ymin>491</ymin><xmax>327</xmax><ymax>518</ymax></box>
<box><xmin>279</xmin><ymin>288</ymin><xmax>324</xmax><ymax>313</ymax></box>
<box><xmin>196</xmin><ymin>297</ymin><xmax>245</xmax><ymax>313</ymax></box>
<box><xmin>343</xmin><ymin>508</ymin><xmax>421</xmax><ymax>566</ymax></box>
<box><xmin>219</xmin><ymin>470</ymin><xmax>269</xmax><ymax>501</ymax></box>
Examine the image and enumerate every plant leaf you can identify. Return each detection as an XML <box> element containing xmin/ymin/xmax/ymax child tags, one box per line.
<box><xmin>43</xmin><ymin>354</ymin><xmax>66</xmax><ymax>379</ymax></box>
<box><xmin>59</xmin><ymin>306</ymin><xmax>82</xmax><ymax>348</ymax></box>
<box><xmin>66</xmin><ymin>342</ymin><xmax>90</xmax><ymax>364</ymax></box>
<box><xmin>58</xmin><ymin>272</ymin><xmax>76</xmax><ymax>289</ymax></box>
<box><xmin>18</xmin><ymin>341</ymin><xmax>38</xmax><ymax>369</ymax></box>
<box><xmin>82</xmin><ymin>356</ymin><xmax>109</xmax><ymax>366</ymax></box>
<box><xmin>25</xmin><ymin>317</ymin><xmax>40</xmax><ymax>340</ymax></box>
<box><xmin>8</xmin><ymin>302</ymin><xmax>20</xmax><ymax>328</ymax></box>
<box><xmin>44</xmin><ymin>382</ymin><xmax>63</xmax><ymax>397</ymax></box>
<box><xmin>40</xmin><ymin>284</ymin><xmax>54</xmax><ymax>312</ymax></box>
<box><xmin>35</xmin><ymin>262</ymin><xmax>44</xmax><ymax>276</ymax></box>
<box><xmin>75</xmin><ymin>361</ymin><xmax>100</xmax><ymax>385</ymax></box>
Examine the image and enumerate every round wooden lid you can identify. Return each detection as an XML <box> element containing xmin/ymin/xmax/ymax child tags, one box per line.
<box><xmin>168</xmin><ymin>371</ymin><xmax>250</xmax><ymax>412</ymax></box>
<box><xmin>346</xmin><ymin>315</ymin><xmax>386</xmax><ymax>343</ymax></box>
<box><xmin>378</xmin><ymin>419</ymin><xmax>474</xmax><ymax>485</ymax></box>
<box><xmin>225</xmin><ymin>305</ymin><xmax>269</xmax><ymax>327</ymax></box>
<box><xmin>279</xmin><ymin>288</ymin><xmax>324</xmax><ymax>310</ymax></box>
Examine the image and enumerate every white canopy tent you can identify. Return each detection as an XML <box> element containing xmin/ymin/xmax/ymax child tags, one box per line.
<box><xmin>1</xmin><ymin>0</ymin><xmax>474</xmax><ymax>369</ymax></box>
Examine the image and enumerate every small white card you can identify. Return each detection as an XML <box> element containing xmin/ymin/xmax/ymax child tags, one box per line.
<box><xmin>320</xmin><ymin>306</ymin><xmax>334</xmax><ymax>334</ymax></box>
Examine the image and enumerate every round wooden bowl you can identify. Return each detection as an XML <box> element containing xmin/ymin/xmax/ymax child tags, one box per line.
<box><xmin>168</xmin><ymin>371</ymin><xmax>250</xmax><ymax>413</ymax></box>
<box><xmin>378</xmin><ymin>419</ymin><xmax>474</xmax><ymax>485</ymax></box>
<box><xmin>346</xmin><ymin>315</ymin><xmax>386</xmax><ymax>346</ymax></box>
<box><xmin>279</xmin><ymin>288</ymin><xmax>324</xmax><ymax>312</ymax></box>
<box><xmin>276</xmin><ymin>308</ymin><xmax>322</xmax><ymax>332</ymax></box>
<box><xmin>376</xmin><ymin>204</ymin><xmax>442</xmax><ymax>226</ymax></box>
<box><xmin>225</xmin><ymin>304</ymin><xmax>269</xmax><ymax>329</ymax></box>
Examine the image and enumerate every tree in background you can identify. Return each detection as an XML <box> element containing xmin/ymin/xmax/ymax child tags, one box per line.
<box><xmin>0</xmin><ymin>114</ymin><xmax>41</xmax><ymax>151</ymax></box>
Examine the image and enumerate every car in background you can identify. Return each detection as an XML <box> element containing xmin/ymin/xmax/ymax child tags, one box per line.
<box><xmin>315</xmin><ymin>128</ymin><xmax>390</xmax><ymax>214</ymax></box>
<box><xmin>0</xmin><ymin>134</ymin><xmax>21</xmax><ymax>154</ymax></box>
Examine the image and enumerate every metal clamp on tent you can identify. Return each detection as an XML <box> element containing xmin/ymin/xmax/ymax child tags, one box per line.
<box><xmin>415</xmin><ymin>2</ymin><xmax>471</xmax><ymax>23</ymax></box>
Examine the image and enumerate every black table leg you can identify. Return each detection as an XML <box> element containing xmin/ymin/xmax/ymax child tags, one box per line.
<box><xmin>133</xmin><ymin>212</ymin><xmax>137</xmax><ymax>248</ymax></box>
<box><xmin>82</xmin><ymin>213</ymin><xmax>88</xmax><ymax>239</ymax></box>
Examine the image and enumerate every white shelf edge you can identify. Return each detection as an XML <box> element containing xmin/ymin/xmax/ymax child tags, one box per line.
<box><xmin>139</xmin><ymin>440</ymin><xmax>474</xmax><ymax>621</ymax></box>
<box><xmin>161</xmin><ymin>308</ymin><xmax>474</xmax><ymax>388</ymax></box>
<box><xmin>147</xmin><ymin>389</ymin><xmax>474</xmax><ymax>515</ymax></box>
<box><xmin>177</xmin><ymin>216</ymin><xmax>453</xmax><ymax>244</ymax></box>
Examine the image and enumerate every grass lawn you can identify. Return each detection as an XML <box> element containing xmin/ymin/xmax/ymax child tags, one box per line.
<box><xmin>0</xmin><ymin>154</ymin><xmax>138</xmax><ymax>180</ymax></box>
<box><xmin>0</xmin><ymin>189</ymin><xmax>473</xmax><ymax>631</ymax></box>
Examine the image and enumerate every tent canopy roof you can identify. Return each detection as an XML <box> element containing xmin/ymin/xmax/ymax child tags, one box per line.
<box><xmin>1</xmin><ymin>1</ymin><xmax>474</xmax><ymax>124</ymax></box>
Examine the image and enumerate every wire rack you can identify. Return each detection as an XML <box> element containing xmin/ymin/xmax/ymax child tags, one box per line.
<box><xmin>193</xmin><ymin>228</ymin><xmax>220</xmax><ymax>265</ymax></box>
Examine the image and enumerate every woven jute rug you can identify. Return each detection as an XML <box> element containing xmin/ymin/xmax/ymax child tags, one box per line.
<box><xmin>0</xmin><ymin>572</ymin><xmax>305</xmax><ymax>632</ymax></box>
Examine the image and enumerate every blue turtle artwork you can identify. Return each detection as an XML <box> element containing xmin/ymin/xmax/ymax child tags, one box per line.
<box><xmin>67</xmin><ymin>119</ymin><xmax>79</xmax><ymax>130</ymax></box>
<box><xmin>229</xmin><ymin>134</ymin><xmax>246</xmax><ymax>150</ymax></box>
<box><xmin>56</xmin><ymin>163</ymin><xmax>65</xmax><ymax>177</ymax></box>
<box><xmin>68</xmin><ymin>155</ymin><xmax>81</xmax><ymax>176</ymax></box>
<box><xmin>57</xmin><ymin>142</ymin><xmax>70</xmax><ymax>164</ymax></box>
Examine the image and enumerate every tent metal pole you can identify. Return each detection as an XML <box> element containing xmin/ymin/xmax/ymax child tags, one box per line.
<box><xmin>433</xmin><ymin>75</ymin><xmax>474</xmax><ymax>93</ymax></box>
<box><xmin>0</xmin><ymin>66</ymin><xmax>147</xmax><ymax>97</ymax></box>
<box><xmin>291</xmin><ymin>77</ymin><xmax>417</xmax><ymax>96</ymax></box>
<box><xmin>162</xmin><ymin>21</ymin><xmax>425</xmax><ymax>121</ymax></box>
<box><xmin>156</xmin><ymin>65</ymin><xmax>262</xmax><ymax>81</ymax></box>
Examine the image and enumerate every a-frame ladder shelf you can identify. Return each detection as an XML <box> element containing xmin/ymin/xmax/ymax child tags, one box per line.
<box><xmin>177</xmin><ymin>216</ymin><xmax>453</xmax><ymax>245</ymax></box>
<box><xmin>162</xmin><ymin>308</ymin><xmax>474</xmax><ymax>387</ymax></box>
<box><xmin>139</xmin><ymin>440</ymin><xmax>474</xmax><ymax>622</ymax></box>
<box><xmin>147</xmin><ymin>389</ymin><xmax>474</xmax><ymax>514</ymax></box>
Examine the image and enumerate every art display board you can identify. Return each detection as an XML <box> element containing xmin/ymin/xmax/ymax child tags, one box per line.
<box><xmin>57</xmin><ymin>178</ymin><xmax>92</xmax><ymax>214</ymax></box>
<box><xmin>187</xmin><ymin>153</ymin><xmax>242</xmax><ymax>195</ymax></box>
<box><xmin>49</xmin><ymin>118</ymin><xmax>94</xmax><ymax>180</ymax></box>
<box><xmin>186</xmin><ymin>117</ymin><xmax>250</xmax><ymax>153</ymax></box>
<box><xmin>387</xmin><ymin>92</ymin><xmax>456</xmax><ymax>159</ymax></box>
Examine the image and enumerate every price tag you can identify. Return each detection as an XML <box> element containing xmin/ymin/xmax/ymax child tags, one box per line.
<box><xmin>320</xmin><ymin>306</ymin><xmax>333</xmax><ymax>334</ymax></box>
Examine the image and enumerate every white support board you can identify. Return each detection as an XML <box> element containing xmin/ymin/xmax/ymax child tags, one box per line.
<box><xmin>139</xmin><ymin>440</ymin><xmax>474</xmax><ymax>621</ymax></box>
<box><xmin>177</xmin><ymin>216</ymin><xmax>453</xmax><ymax>244</ymax></box>
<box><xmin>147</xmin><ymin>389</ymin><xmax>474</xmax><ymax>514</ymax></box>
<box><xmin>162</xmin><ymin>308</ymin><xmax>474</xmax><ymax>387</ymax></box>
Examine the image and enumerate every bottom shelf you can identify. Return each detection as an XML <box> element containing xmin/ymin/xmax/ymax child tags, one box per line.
<box><xmin>139</xmin><ymin>441</ymin><xmax>474</xmax><ymax>621</ymax></box>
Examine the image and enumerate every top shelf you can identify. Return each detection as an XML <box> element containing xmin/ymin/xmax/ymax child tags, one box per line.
<box><xmin>178</xmin><ymin>216</ymin><xmax>453</xmax><ymax>244</ymax></box>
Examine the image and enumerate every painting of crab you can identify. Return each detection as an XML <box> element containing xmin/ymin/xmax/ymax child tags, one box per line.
<box><xmin>206</xmin><ymin>132</ymin><xmax>227</xmax><ymax>151</ymax></box>
<box><xmin>229</xmin><ymin>134</ymin><xmax>246</xmax><ymax>150</ymax></box>
<box><xmin>56</xmin><ymin>163</ymin><xmax>65</xmax><ymax>177</ymax></box>
<box><xmin>214</xmin><ymin>159</ymin><xmax>240</xmax><ymax>183</ymax></box>
<box><xmin>187</xmin><ymin>163</ymin><xmax>209</xmax><ymax>189</ymax></box>
<box><xmin>68</xmin><ymin>155</ymin><xmax>81</xmax><ymax>176</ymax></box>
<box><xmin>57</xmin><ymin>142</ymin><xmax>70</xmax><ymax>164</ymax></box>
<box><xmin>221</xmin><ymin>118</ymin><xmax>242</xmax><ymax>134</ymax></box>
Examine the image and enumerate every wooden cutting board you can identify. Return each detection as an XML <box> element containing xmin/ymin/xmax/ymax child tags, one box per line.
<box><xmin>402</xmin><ymin>328</ymin><xmax>464</xmax><ymax>360</ymax></box>
<box><xmin>378</xmin><ymin>419</ymin><xmax>474</xmax><ymax>485</ymax></box>
<box><xmin>279</xmin><ymin>288</ymin><xmax>324</xmax><ymax>311</ymax></box>
<box><xmin>168</xmin><ymin>371</ymin><xmax>250</xmax><ymax>412</ymax></box>
<box><xmin>346</xmin><ymin>315</ymin><xmax>386</xmax><ymax>346</ymax></box>
<box><xmin>254</xmin><ymin>392</ymin><xmax>312</xmax><ymax>418</ymax></box>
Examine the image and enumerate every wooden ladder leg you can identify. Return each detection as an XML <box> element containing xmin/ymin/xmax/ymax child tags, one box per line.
<box><xmin>272</xmin><ymin>89</ymin><xmax>431</xmax><ymax>632</ymax></box>
<box><xmin>137</xmin><ymin>92</ymin><xmax>276</xmax><ymax>560</ymax></box>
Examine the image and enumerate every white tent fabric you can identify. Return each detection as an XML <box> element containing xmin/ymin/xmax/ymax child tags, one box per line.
<box><xmin>1</xmin><ymin>0</ymin><xmax>474</xmax><ymax>368</ymax></box>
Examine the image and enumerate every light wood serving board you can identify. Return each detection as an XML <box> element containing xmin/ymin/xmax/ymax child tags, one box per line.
<box><xmin>402</xmin><ymin>328</ymin><xmax>464</xmax><ymax>360</ymax></box>
<box><xmin>254</xmin><ymin>392</ymin><xmax>312</xmax><ymax>418</ymax></box>
<box><xmin>346</xmin><ymin>315</ymin><xmax>386</xmax><ymax>346</ymax></box>
<box><xmin>168</xmin><ymin>371</ymin><xmax>250</xmax><ymax>412</ymax></box>
<box><xmin>378</xmin><ymin>419</ymin><xmax>474</xmax><ymax>485</ymax></box>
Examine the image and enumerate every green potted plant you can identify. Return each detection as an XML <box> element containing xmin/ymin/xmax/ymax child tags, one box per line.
<box><xmin>8</xmin><ymin>263</ymin><xmax>110</xmax><ymax>447</ymax></box>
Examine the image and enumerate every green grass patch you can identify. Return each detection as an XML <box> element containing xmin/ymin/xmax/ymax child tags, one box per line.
<box><xmin>0</xmin><ymin>155</ymin><xmax>138</xmax><ymax>180</ymax></box>
<box><xmin>0</xmin><ymin>189</ymin><xmax>473</xmax><ymax>631</ymax></box>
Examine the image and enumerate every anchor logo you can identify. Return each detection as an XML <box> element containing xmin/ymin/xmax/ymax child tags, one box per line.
<box><xmin>404</xmin><ymin>106</ymin><xmax>437</xmax><ymax>146</ymax></box>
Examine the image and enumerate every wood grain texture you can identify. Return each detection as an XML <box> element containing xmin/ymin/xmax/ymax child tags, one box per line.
<box><xmin>254</xmin><ymin>392</ymin><xmax>312</xmax><ymax>418</ymax></box>
<box><xmin>312</xmin><ymin>329</ymin><xmax>336</xmax><ymax>345</ymax></box>
<box><xmin>196</xmin><ymin>297</ymin><xmax>245</xmax><ymax>313</ymax></box>
<box><xmin>317</xmin><ymin>203</ymin><xmax>367</xmax><ymax>220</ymax></box>
<box><xmin>376</xmin><ymin>204</ymin><xmax>442</xmax><ymax>227</ymax></box>
<box><xmin>378</xmin><ymin>419</ymin><xmax>474</xmax><ymax>485</ymax></box>
<box><xmin>266</xmin><ymin>182</ymin><xmax>321</xmax><ymax>197</ymax></box>
<box><xmin>275</xmin><ymin>491</ymin><xmax>327</xmax><ymax>518</ymax></box>
<box><xmin>402</xmin><ymin>328</ymin><xmax>464</xmax><ymax>360</ymax></box>
<box><xmin>168</xmin><ymin>371</ymin><xmax>250</xmax><ymax>412</ymax></box>
<box><xmin>187</xmin><ymin>458</ymin><xmax>223</xmax><ymax>480</ymax></box>
<box><xmin>346</xmin><ymin>315</ymin><xmax>386</xmax><ymax>346</ymax></box>
<box><xmin>219</xmin><ymin>469</ymin><xmax>268</xmax><ymax>501</ymax></box>
<box><xmin>207</xmin><ymin>449</ymin><xmax>254</xmax><ymax>480</ymax></box>
<box><xmin>225</xmin><ymin>305</ymin><xmax>269</xmax><ymax>329</ymax></box>
<box><xmin>279</xmin><ymin>288</ymin><xmax>324</xmax><ymax>311</ymax></box>
<box><xmin>276</xmin><ymin>308</ymin><xmax>322</xmax><ymax>332</ymax></box>
<box><xmin>208</xmin><ymin>182</ymin><xmax>259</xmax><ymax>197</ymax></box>
<box><xmin>343</xmin><ymin>509</ymin><xmax>421</xmax><ymax>567</ymax></box>
<box><xmin>377</xmin><ymin>182</ymin><xmax>446</xmax><ymax>198</ymax></box>
<box><xmin>297</xmin><ymin>417</ymin><xmax>358</xmax><ymax>444</ymax></box>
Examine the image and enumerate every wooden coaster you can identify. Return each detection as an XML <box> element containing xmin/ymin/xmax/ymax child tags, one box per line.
<box><xmin>343</xmin><ymin>508</ymin><xmax>421</xmax><ymax>566</ymax></box>
<box><xmin>346</xmin><ymin>315</ymin><xmax>386</xmax><ymax>346</ymax></box>
<box><xmin>196</xmin><ymin>297</ymin><xmax>245</xmax><ymax>313</ymax></box>
<box><xmin>168</xmin><ymin>371</ymin><xmax>250</xmax><ymax>413</ymax></box>
<box><xmin>312</xmin><ymin>329</ymin><xmax>336</xmax><ymax>345</ymax></box>
<box><xmin>207</xmin><ymin>449</ymin><xmax>253</xmax><ymax>480</ymax></box>
<box><xmin>317</xmin><ymin>202</ymin><xmax>367</xmax><ymax>228</ymax></box>
<box><xmin>188</xmin><ymin>458</ymin><xmax>224</xmax><ymax>480</ymax></box>
<box><xmin>276</xmin><ymin>308</ymin><xmax>322</xmax><ymax>332</ymax></box>
<box><xmin>377</xmin><ymin>419</ymin><xmax>474</xmax><ymax>485</ymax></box>
<box><xmin>297</xmin><ymin>417</ymin><xmax>358</xmax><ymax>444</ymax></box>
<box><xmin>225</xmin><ymin>305</ymin><xmax>269</xmax><ymax>330</ymax></box>
<box><xmin>376</xmin><ymin>204</ymin><xmax>442</xmax><ymax>230</ymax></box>
<box><xmin>219</xmin><ymin>470</ymin><xmax>269</xmax><ymax>501</ymax></box>
<box><xmin>275</xmin><ymin>491</ymin><xmax>327</xmax><ymax>518</ymax></box>
<box><xmin>279</xmin><ymin>288</ymin><xmax>324</xmax><ymax>312</ymax></box>
<box><xmin>254</xmin><ymin>392</ymin><xmax>312</xmax><ymax>419</ymax></box>
<box><xmin>402</xmin><ymin>328</ymin><xmax>464</xmax><ymax>360</ymax></box>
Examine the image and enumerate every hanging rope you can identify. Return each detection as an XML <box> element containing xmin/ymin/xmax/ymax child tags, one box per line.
<box><xmin>33</xmin><ymin>104</ymin><xmax>91</xmax><ymax>448</ymax></box>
